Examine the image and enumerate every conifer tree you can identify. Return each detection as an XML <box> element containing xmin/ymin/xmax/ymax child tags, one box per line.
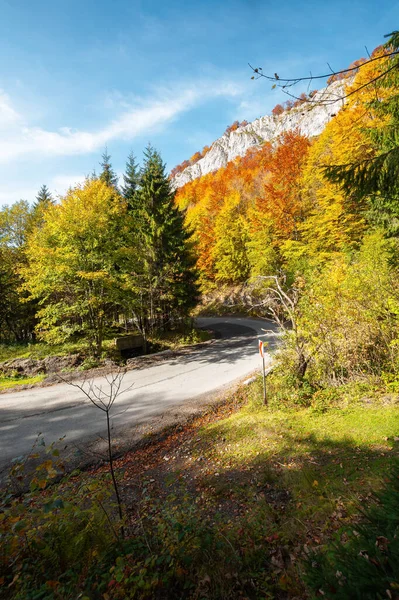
<box><xmin>34</xmin><ymin>185</ymin><xmax>53</xmax><ymax>209</ymax></box>
<box><xmin>121</xmin><ymin>151</ymin><xmax>140</xmax><ymax>212</ymax></box>
<box><xmin>133</xmin><ymin>145</ymin><xmax>199</xmax><ymax>332</ymax></box>
<box><xmin>100</xmin><ymin>147</ymin><xmax>119</xmax><ymax>189</ymax></box>
<box><xmin>30</xmin><ymin>185</ymin><xmax>55</xmax><ymax>231</ymax></box>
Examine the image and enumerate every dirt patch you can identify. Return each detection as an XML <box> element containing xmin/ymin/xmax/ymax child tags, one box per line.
<box><xmin>84</xmin><ymin>391</ymin><xmax>248</xmax><ymax>513</ymax></box>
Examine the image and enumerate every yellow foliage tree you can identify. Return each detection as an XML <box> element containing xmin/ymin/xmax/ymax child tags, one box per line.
<box><xmin>22</xmin><ymin>179</ymin><xmax>129</xmax><ymax>355</ymax></box>
<box><xmin>212</xmin><ymin>191</ymin><xmax>250</xmax><ymax>283</ymax></box>
<box><xmin>284</xmin><ymin>54</ymin><xmax>391</xmax><ymax>266</ymax></box>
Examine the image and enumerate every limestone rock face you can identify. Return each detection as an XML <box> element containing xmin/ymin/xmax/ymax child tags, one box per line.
<box><xmin>172</xmin><ymin>81</ymin><xmax>345</xmax><ymax>188</ymax></box>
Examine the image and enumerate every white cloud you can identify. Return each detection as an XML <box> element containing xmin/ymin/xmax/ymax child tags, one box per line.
<box><xmin>0</xmin><ymin>183</ymin><xmax>38</xmax><ymax>205</ymax></box>
<box><xmin>0</xmin><ymin>173</ymin><xmax>91</xmax><ymax>206</ymax></box>
<box><xmin>0</xmin><ymin>80</ymin><xmax>245</xmax><ymax>164</ymax></box>
<box><xmin>236</xmin><ymin>98</ymin><xmax>270</xmax><ymax>120</ymax></box>
<box><xmin>0</xmin><ymin>91</ymin><xmax>21</xmax><ymax>130</ymax></box>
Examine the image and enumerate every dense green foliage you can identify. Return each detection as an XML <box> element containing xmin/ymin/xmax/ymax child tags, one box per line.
<box><xmin>0</xmin><ymin>147</ymin><xmax>198</xmax><ymax>352</ymax></box>
<box><xmin>125</xmin><ymin>146</ymin><xmax>199</xmax><ymax>342</ymax></box>
<box><xmin>99</xmin><ymin>148</ymin><xmax>119</xmax><ymax>189</ymax></box>
<box><xmin>0</xmin><ymin>200</ymin><xmax>37</xmax><ymax>342</ymax></box>
<box><xmin>305</xmin><ymin>463</ymin><xmax>399</xmax><ymax>599</ymax></box>
<box><xmin>121</xmin><ymin>151</ymin><xmax>140</xmax><ymax>209</ymax></box>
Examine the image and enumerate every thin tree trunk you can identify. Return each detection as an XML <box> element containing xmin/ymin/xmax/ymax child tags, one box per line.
<box><xmin>106</xmin><ymin>410</ymin><xmax>125</xmax><ymax>538</ymax></box>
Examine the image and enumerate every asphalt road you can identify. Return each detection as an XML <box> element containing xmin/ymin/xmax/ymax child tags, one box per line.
<box><xmin>0</xmin><ymin>317</ymin><xmax>280</xmax><ymax>471</ymax></box>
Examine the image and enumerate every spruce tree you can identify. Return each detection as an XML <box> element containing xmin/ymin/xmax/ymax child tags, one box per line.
<box><xmin>30</xmin><ymin>185</ymin><xmax>55</xmax><ymax>231</ymax></box>
<box><xmin>100</xmin><ymin>147</ymin><xmax>119</xmax><ymax>189</ymax></box>
<box><xmin>134</xmin><ymin>145</ymin><xmax>199</xmax><ymax>331</ymax></box>
<box><xmin>121</xmin><ymin>151</ymin><xmax>140</xmax><ymax>212</ymax></box>
<box><xmin>34</xmin><ymin>185</ymin><xmax>53</xmax><ymax>209</ymax></box>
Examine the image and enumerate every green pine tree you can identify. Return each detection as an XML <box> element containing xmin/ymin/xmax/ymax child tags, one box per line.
<box><xmin>34</xmin><ymin>185</ymin><xmax>53</xmax><ymax>209</ymax></box>
<box><xmin>30</xmin><ymin>185</ymin><xmax>55</xmax><ymax>231</ymax></box>
<box><xmin>121</xmin><ymin>151</ymin><xmax>140</xmax><ymax>212</ymax></box>
<box><xmin>100</xmin><ymin>147</ymin><xmax>119</xmax><ymax>189</ymax></box>
<box><xmin>133</xmin><ymin>145</ymin><xmax>199</xmax><ymax>332</ymax></box>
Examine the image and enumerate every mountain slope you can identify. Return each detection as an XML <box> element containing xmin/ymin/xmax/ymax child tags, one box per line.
<box><xmin>172</xmin><ymin>80</ymin><xmax>345</xmax><ymax>188</ymax></box>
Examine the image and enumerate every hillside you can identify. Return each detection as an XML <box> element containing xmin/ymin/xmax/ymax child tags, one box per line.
<box><xmin>173</xmin><ymin>47</ymin><xmax>392</xmax><ymax>293</ymax></box>
<box><xmin>172</xmin><ymin>79</ymin><xmax>345</xmax><ymax>188</ymax></box>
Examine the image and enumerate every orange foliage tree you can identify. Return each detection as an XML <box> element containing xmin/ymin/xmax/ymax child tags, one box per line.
<box><xmin>176</xmin><ymin>131</ymin><xmax>310</xmax><ymax>288</ymax></box>
<box><xmin>272</xmin><ymin>104</ymin><xmax>284</xmax><ymax>116</ymax></box>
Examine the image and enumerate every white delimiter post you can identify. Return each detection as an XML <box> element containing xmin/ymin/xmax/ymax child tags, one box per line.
<box><xmin>262</xmin><ymin>354</ymin><xmax>266</xmax><ymax>405</ymax></box>
<box><xmin>259</xmin><ymin>340</ymin><xmax>267</xmax><ymax>405</ymax></box>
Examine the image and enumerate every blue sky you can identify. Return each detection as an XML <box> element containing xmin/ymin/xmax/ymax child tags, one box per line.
<box><xmin>0</xmin><ymin>0</ymin><xmax>398</xmax><ymax>204</ymax></box>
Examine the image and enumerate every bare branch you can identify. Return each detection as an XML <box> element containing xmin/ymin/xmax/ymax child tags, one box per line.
<box><xmin>248</xmin><ymin>48</ymin><xmax>398</xmax><ymax>84</ymax></box>
<box><xmin>249</xmin><ymin>47</ymin><xmax>399</xmax><ymax>108</ymax></box>
<box><xmin>61</xmin><ymin>368</ymin><xmax>135</xmax><ymax>539</ymax></box>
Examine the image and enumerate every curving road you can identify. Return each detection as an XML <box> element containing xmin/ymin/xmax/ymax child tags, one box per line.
<box><xmin>0</xmin><ymin>317</ymin><xmax>280</xmax><ymax>471</ymax></box>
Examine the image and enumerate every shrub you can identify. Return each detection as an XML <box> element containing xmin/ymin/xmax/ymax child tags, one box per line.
<box><xmin>305</xmin><ymin>463</ymin><xmax>399</xmax><ymax>599</ymax></box>
<box><xmin>264</xmin><ymin>232</ymin><xmax>399</xmax><ymax>388</ymax></box>
<box><xmin>272</xmin><ymin>103</ymin><xmax>284</xmax><ymax>116</ymax></box>
<box><xmin>0</xmin><ymin>452</ymin><xmax>118</xmax><ymax>599</ymax></box>
<box><xmin>86</xmin><ymin>496</ymin><xmax>274</xmax><ymax>599</ymax></box>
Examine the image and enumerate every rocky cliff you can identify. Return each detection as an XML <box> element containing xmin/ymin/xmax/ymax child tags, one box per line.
<box><xmin>172</xmin><ymin>80</ymin><xmax>345</xmax><ymax>188</ymax></box>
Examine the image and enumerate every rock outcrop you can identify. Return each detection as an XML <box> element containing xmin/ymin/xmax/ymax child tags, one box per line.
<box><xmin>172</xmin><ymin>80</ymin><xmax>345</xmax><ymax>188</ymax></box>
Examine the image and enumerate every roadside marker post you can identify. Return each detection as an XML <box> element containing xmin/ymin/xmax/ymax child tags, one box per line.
<box><xmin>259</xmin><ymin>340</ymin><xmax>267</xmax><ymax>405</ymax></box>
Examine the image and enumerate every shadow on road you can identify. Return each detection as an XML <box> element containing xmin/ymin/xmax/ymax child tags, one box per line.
<box><xmin>0</xmin><ymin>320</ymin><xmax>281</xmax><ymax>478</ymax></box>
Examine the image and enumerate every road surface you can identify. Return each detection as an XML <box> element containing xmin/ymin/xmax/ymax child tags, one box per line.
<box><xmin>0</xmin><ymin>317</ymin><xmax>279</xmax><ymax>471</ymax></box>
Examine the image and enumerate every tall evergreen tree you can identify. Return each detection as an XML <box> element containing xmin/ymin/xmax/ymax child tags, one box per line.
<box><xmin>30</xmin><ymin>185</ymin><xmax>55</xmax><ymax>231</ymax></box>
<box><xmin>34</xmin><ymin>185</ymin><xmax>53</xmax><ymax>209</ymax></box>
<box><xmin>121</xmin><ymin>152</ymin><xmax>140</xmax><ymax>212</ymax></box>
<box><xmin>100</xmin><ymin>147</ymin><xmax>119</xmax><ymax>189</ymax></box>
<box><xmin>132</xmin><ymin>145</ymin><xmax>199</xmax><ymax>333</ymax></box>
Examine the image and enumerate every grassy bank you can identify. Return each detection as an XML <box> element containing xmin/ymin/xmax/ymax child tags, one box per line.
<box><xmin>0</xmin><ymin>327</ymin><xmax>213</xmax><ymax>363</ymax></box>
<box><xmin>2</xmin><ymin>375</ymin><xmax>399</xmax><ymax>599</ymax></box>
<box><xmin>0</xmin><ymin>373</ymin><xmax>46</xmax><ymax>390</ymax></box>
<box><xmin>0</xmin><ymin>327</ymin><xmax>213</xmax><ymax>392</ymax></box>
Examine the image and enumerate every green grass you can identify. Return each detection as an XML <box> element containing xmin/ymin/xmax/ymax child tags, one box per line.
<box><xmin>0</xmin><ymin>338</ymin><xmax>125</xmax><ymax>362</ymax></box>
<box><xmin>0</xmin><ymin>328</ymin><xmax>212</xmax><ymax>363</ymax></box>
<box><xmin>201</xmin><ymin>397</ymin><xmax>398</xmax><ymax>508</ymax></box>
<box><xmin>0</xmin><ymin>373</ymin><xmax>46</xmax><ymax>390</ymax></box>
<box><xmin>0</xmin><ymin>340</ymin><xmax>90</xmax><ymax>362</ymax></box>
<box><xmin>135</xmin><ymin>377</ymin><xmax>399</xmax><ymax>596</ymax></box>
<box><xmin>149</xmin><ymin>326</ymin><xmax>213</xmax><ymax>349</ymax></box>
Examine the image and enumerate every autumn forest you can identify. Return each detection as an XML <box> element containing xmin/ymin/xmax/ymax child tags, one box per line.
<box><xmin>175</xmin><ymin>36</ymin><xmax>399</xmax><ymax>387</ymax></box>
<box><xmin>2</xmin><ymin>28</ymin><xmax>399</xmax><ymax>600</ymax></box>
